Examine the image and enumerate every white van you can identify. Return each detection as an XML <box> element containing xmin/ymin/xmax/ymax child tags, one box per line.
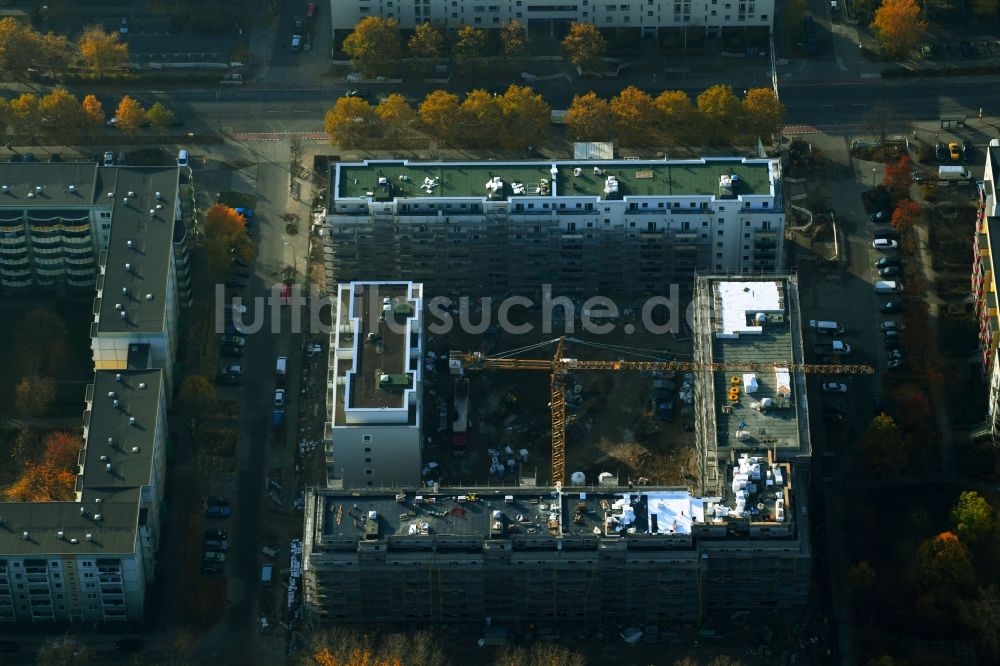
<box><xmin>275</xmin><ymin>356</ymin><xmax>287</xmax><ymax>377</ymax></box>
<box><xmin>938</xmin><ymin>165</ymin><xmax>971</xmax><ymax>181</ymax></box>
<box><xmin>177</xmin><ymin>149</ymin><xmax>188</xmax><ymax>167</ymax></box>
<box><xmin>875</xmin><ymin>280</ymin><xmax>902</xmax><ymax>294</ymax></box>
<box><xmin>808</xmin><ymin>320</ymin><xmax>844</xmax><ymax>335</ymax></box>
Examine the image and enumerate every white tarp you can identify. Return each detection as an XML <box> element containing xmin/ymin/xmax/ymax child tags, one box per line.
<box><xmin>743</xmin><ymin>373</ymin><xmax>758</xmax><ymax>393</ymax></box>
<box><xmin>715</xmin><ymin>281</ymin><xmax>784</xmax><ymax>338</ymax></box>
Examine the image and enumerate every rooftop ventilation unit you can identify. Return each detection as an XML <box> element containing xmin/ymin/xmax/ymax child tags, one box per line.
<box><xmin>121</xmin><ymin>287</ymin><xmax>127</xmax><ymax>295</ymax></box>
<box><xmin>80</xmin><ymin>506</ymin><xmax>86</xmax><ymax>515</ymax></box>
<box><xmin>129</xmin><ymin>416</ymin><xmax>135</xmax><ymax>425</ymax></box>
<box><xmin>115</xmin><ymin>303</ymin><xmax>122</xmax><ymax>310</ymax></box>
<box><xmin>155</xmin><ymin>191</ymin><xmax>161</xmax><ymax>199</ymax></box>
<box><xmin>93</xmin><ymin>514</ymin><xmax>102</xmax><ymax>522</ymax></box>
<box><xmin>85</xmin><ymin>534</ymin><xmax>93</xmax><ymax>541</ymax></box>
<box><xmin>148</xmin><ymin>209</ymin><xmax>155</xmax><ymax>219</ymax></box>
<box><xmin>113</xmin><ymin>399</ymin><xmax>119</xmax><ymax>408</ymax></box>
<box><xmin>35</xmin><ymin>185</ymin><xmax>42</xmax><ymax>192</ymax></box>
<box><xmin>105</xmin><ymin>463</ymin><xmax>112</xmax><ymax>472</ymax></box>
<box><xmin>99</xmin><ymin>455</ymin><xmax>108</xmax><ymax>461</ymax></box>
<box><xmin>107</xmin><ymin>437</ymin><xmax>113</xmax><ymax>445</ymax></box>
<box><xmin>108</xmin><ymin>391</ymin><xmax>116</xmax><ymax>399</ymax></box>
<box><xmin>21</xmin><ymin>531</ymin><xmax>29</xmax><ymax>540</ymax></box>
<box><xmin>126</xmin><ymin>240</ymin><xmax>133</xmax><ymax>249</ymax></box>
<box><xmin>123</xmin><ymin>197</ymin><xmax>128</xmax><ymax>206</ymax></box>
<box><xmin>57</xmin><ymin>531</ymin><xmax>64</xmax><ymax>539</ymax></box>
<box><xmin>26</xmin><ymin>192</ymin><xmax>33</xmax><ymax>198</ymax></box>
<box><xmin>131</xmin><ymin>446</ymin><xmax>140</xmax><ymax>453</ymax></box>
<box><xmin>116</xmin><ymin>373</ymin><xmax>122</xmax><ymax>382</ymax></box>
<box><xmin>127</xmin><ymin>191</ymin><xmax>135</xmax><ymax>197</ymax></box>
<box><xmin>1</xmin><ymin>185</ymin><xmax>7</xmax><ymax>193</ymax></box>
<box><xmin>145</xmin><ymin>293</ymin><xmax>153</xmax><ymax>300</ymax></box>
<box><xmin>68</xmin><ymin>185</ymin><xmax>75</xmax><ymax>192</ymax></box>
<box><xmin>95</xmin><ymin>498</ymin><xmax>102</xmax><ymax>504</ymax></box>
<box><xmin>69</xmin><ymin>538</ymin><xmax>78</xmax><ymax>544</ymax></box>
<box><xmin>125</xmin><ymin>262</ymin><xmax>132</xmax><ymax>272</ymax></box>
<box><xmin>138</xmin><ymin>382</ymin><xmax>146</xmax><ymax>389</ymax></box>
<box><xmin>120</xmin><ymin>311</ymin><xmax>126</xmax><ymax>320</ymax></box>
<box><xmin>156</xmin><ymin>203</ymin><xmax>163</xmax><ymax>209</ymax></box>
<box><xmin>107</xmin><ymin>192</ymin><xmax>114</xmax><ymax>198</ymax></box>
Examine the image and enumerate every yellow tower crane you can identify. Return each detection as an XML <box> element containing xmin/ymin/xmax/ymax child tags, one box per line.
<box><xmin>450</xmin><ymin>336</ymin><xmax>874</xmax><ymax>485</ymax></box>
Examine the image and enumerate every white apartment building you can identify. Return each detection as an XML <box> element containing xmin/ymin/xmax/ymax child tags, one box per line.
<box><xmin>328</xmin><ymin>0</ymin><xmax>774</xmax><ymax>36</ymax></box>
<box><xmin>326</xmin><ymin>158</ymin><xmax>784</xmax><ymax>297</ymax></box>
<box><xmin>0</xmin><ymin>368</ymin><xmax>167</xmax><ymax>623</ymax></box>
<box><xmin>325</xmin><ymin>281</ymin><xmax>425</xmax><ymax>488</ymax></box>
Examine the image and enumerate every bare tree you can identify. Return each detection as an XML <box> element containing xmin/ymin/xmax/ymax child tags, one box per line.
<box><xmin>865</xmin><ymin>101</ymin><xmax>895</xmax><ymax>150</ymax></box>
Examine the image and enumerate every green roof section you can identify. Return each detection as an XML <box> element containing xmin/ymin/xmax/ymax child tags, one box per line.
<box><xmin>335</xmin><ymin>159</ymin><xmax>774</xmax><ymax>200</ymax></box>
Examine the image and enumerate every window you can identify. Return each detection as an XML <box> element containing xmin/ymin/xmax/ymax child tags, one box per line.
<box><xmin>366</xmin><ymin>469</ymin><xmax>374</xmax><ymax>476</ymax></box>
<box><xmin>717</xmin><ymin>230</ymin><xmax>724</xmax><ymax>236</ymax></box>
<box><xmin>365</xmin><ymin>458</ymin><xmax>372</xmax><ymax>463</ymax></box>
<box><xmin>648</xmin><ymin>10</ymin><xmax>653</xmax><ymax>14</ymax></box>
<box><xmin>716</xmin><ymin>253</ymin><xmax>723</xmax><ymax>258</ymax></box>
<box><xmin>682</xmin><ymin>221</ymin><xmax>690</xmax><ymax>230</ymax></box>
<box><xmin>690</xmin><ymin>202</ymin><xmax>696</xmax><ymax>208</ymax></box>
<box><xmin>762</xmin><ymin>221</ymin><xmax>771</xmax><ymax>230</ymax></box>
<box><xmin>716</xmin><ymin>242</ymin><xmax>723</xmax><ymax>247</ymax></box>
<box><xmin>474</xmin><ymin>4</ymin><xmax>485</xmax><ymax>10</ymax></box>
<box><xmin>364</xmin><ymin>447</ymin><xmax>371</xmax><ymax>453</ymax></box>
<box><xmin>761</xmin><ymin>14</ymin><xmax>767</xmax><ymax>19</ymax></box>
<box><xmin>474</xmin><ymin>17</ymin><xmax>482</xmax><ymax>22</ymax></box>
<box><xmin>360</xmin><ymin>5</ymin><xmax>370</xmax><ymax>12</ymax></box>
<box><xmin>743</xmin><ymin>256</ymin><xmax>749</xmax><ymax>261</ymax></box>
<box><xmin>763</xmin><ymin>202</ymin><xmax>769</xmax><ymax>208</ymax></box>
<box><xmin>743</xmin><ymin>245</ymin><xmax>750</xmax><ymax>250</ymax></box>
<box><xmin>363</xmin><ymin>435</ymin><xmax>372</xmax><ymax>442</ymax></box>
<box><xmin>648</xmin><ymin>222</ymin><xmax>656</xmax><ymax>231</ymax></box>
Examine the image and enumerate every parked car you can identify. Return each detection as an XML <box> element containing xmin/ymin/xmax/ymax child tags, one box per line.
<box><xmin>120</xmin><ymin>16</ymin><xmax>129</xmax><ymax>34</ymax></box>
<box><xmin>221</xmin><ymin>365</ymin><xmax>243</xmax><ymax>376</ymax></box>
<box><xmin>935</xmin><ymin>142</ymin><xmax>949</xmax><ymax>162</ymax></box>
<box><xmin>880</xmin><ymin>301</ymin><xmax>904</xmax><ymax>313</ymax></box>
<box><xmin>885</xmin><ymin>338</ymin><xmax>903</xmax><ymax>351</ymax></box>
<box><xmin>949</xmin><ymin>142</ymin><xmax>961</xmax><ymax>161</ymax></box>
<box><xmin>226</xmin><ymin>277</ymin><xmax>249</xmax><ymax>290</ymax></box>
<box><xmin>205</xmin><ymin>528</ymin><xmax>228</xmax><ymax>540</ymax></box>
<box><xmin>203</xmin><ymin>551</ymin><xmax>226</xmax><ymax>564</ymax></box>
<box><xmin>888</xmin><ymin>349</ymin><xmax>905</xmax><ymax>360</ymax></box>
<box><xmin>48</xmin><ymin>153</ymin><xmax>61</xmax><ymax>163</ymax></box>
<box><xmin>873</xmin><ymin>238</ymin><xmax>898</xmax><ymax>250</ymax></box>
<box><xmin>225</xmin><ymin>303</ymin><xmax>247</xmax><ymax>315</ymax></box>
<box><xmin>963</xmin><ymin>140</ymin><xmax>975</xmax><ymax>162</ymax></box>
<box><xmin>294</xmin><ymin>17</ymin><xmax>304</xmax><ymax>32</ymax></box>
<box><xmin>959</xmin><ymin>40</ymin><xmax>975</xmax><ymax>57</ymax></box>
<box><xmin>881</xmin><ymin>321</ymin><xmax>905</xmax><ymax>331</ymax></box>
<box><xmin>345</xmin><ymin>89</ymin><xmax>371</xmax><ymax>100</ymax></box>
<box><xmin>103</xmin><ymin>151</ymin><xmax>115</xmax><ymax>166</ymax></box>
<box><xmin>888</xmin><ymin>358</ymin><xmax>906</xmax><ymax>370</ymax></box>
<box><xmin>274</xmin><ymin>388</ymin><xmax>286</xmax><ymax>407</ymax></box>
<box><xmin>220</xmin><ymin>334</ymin><xmax>246</xmax><ymax>347</ymax></box>
<box><xmin>215</xmin><ymin>372</ymin><xmax>243</xmax><ymax>386</ymax></box>
<box><xmin>202</xmin><ymin>563</ymin><xmax>224</xmax><ymax>575</ymax></box>
<box><xmin>912</xmin><ymin>169</ymin><xmax>927</xmax><ymax>182</ymax></box>
<box><xmin>878</xmin><ymin>265</ymin><xmax>901</xmax><ymax>278</ymax></box>
<box><xmin>875</xmin><ymin>257</ymin><xmax>900</xmax><ymax>269</ymax></box>
<box><xmin>205</xmin><ymin>504</ymin><xmax>231</xmax><ymax>518</ymax></box>
<box><xmin>291</xmin><ymin>34</ymin><xmax>301</xmax><ymax>51</ymax></box>
<box><xmin>821</xmin><ymin>382</ymin><xmax>847</xmax><ymax>393</ymax></box>
<box><xmin>220</xmin><ymin>345</ymin><xmax>245</xmax><ymax>358</ymax></box>
<box><xmin>203</xmin><ymin>539</ymin><xmax>229</xmax><ymax>551</ymax></box>
<box><xmin>870</xmin><ymin>210</ymin><xmax>891</xmax><ymax>223</ymax></box>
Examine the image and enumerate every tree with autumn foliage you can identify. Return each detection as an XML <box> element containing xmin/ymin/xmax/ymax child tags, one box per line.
<box><xmin>324</xmin><ymin>96</ymin><xmax>381</xmax><ymax>148</ymax></box>
<box><xmin>7</xmin><ymin>93</ymin><xmax>39</xmax><ymax>136</ymax></box>
<box><xmin>342</xmin><ymin>17</ymin><xmax>402</xmax><ymax>78</ymax></box>
<box><xmin>742</xmin><ymin>87</ymin><xmax>786</xmax><ymax>141</ymax></box>
<box><xmin>872</xmin><ymin>0</ymin><xmax>927</xmax><ymax>58</ymax></box>
<box><xmin>500</xmin><ymin>21</ymin><xmax>527</xmax><ymax>63</ymax></box>
<box><xmin>14</xmin><ymin>309</ymin><xmax>68</xmax><ymax>379</ymax></box>
<box><xmin>452</xmin><ymin>24</ymin><xmax>488</xmax><ymax>77</ymax></box>
<box><xmin>494</xmin><ymin>643</ymin><xmax>586</xmax><ymax>666</ymax></box>
<box><xmin>204</xmin><ymin>204</ymin><xmax>253</xmax><ymax>280</ymax></box>
<box><xmin>114</xmin><ymin>95</ymin><xmax>146</xmax><ymax>136</ymax></box>
<box><xmin>38</xmin><ymin>635</ymin><xmax>94</xmax><ymax>666</ymax></box>
<box><xmin>655</xmin><ymin>90</ymin><xmax>695</xmax><ymax>144</ymax></box>
<box><xmin>562</xmin><ymin>22</ymin><xmax>607</xmax><ymax>71</ymax></box>
<box><xmin>146</xmin><ymin>102</ymin><xmax>175</xmax><ymax>130</ymax></box>
<box><xmin>951</xmin><ymin>491</ymin><xmax>994</xmax><ymax>543</ymax></box>
<box><xmin>565</xmin><ymin>92</ymin><xmax>614</xmax><ymax>141</ymax></box>
<box><xmin>419</xmin><ymin>90</ymin><xmax>462</xmax><ymax>143</ymax></box>
<box><xmin>882</xmin><ymin>154</ymin><xmax>913</xmax><ymax>201</ymax></box>
<box><xmin>302</xmin><ymin>627</ymin><xmax>446</xmax><ymax>666</ymax></box>
<box><xmin>15</xmin><ymin>375</ymin><xmax>56</xmax><ymax>418</ymax></box>
<box><xmin>376</xmin><ymin>94</ymin><xmax>418</xmax><ymax>144</ymax></box>
<box><xmin>696</xmin><ymin>84</ymin><xmax>742</xmax><ymax>145</ymax></box>
<box><xmin>915</xmin><ymin>531</ymin><xmax>974</xmax><ymax>591</ymax></box>
<box><xmin>972</xmin><ymin>0</ymin><xmax>998</xmax><ymax>17</ymax></box>
<box><xmin>497</xmin><ymin>84</ymin><xmax>550</xmax><ymax>150</ymax></box>
<box><xmin>78</xmin><ymin>24</ymin><xmax>128</xmax><ymax>75</ymax></box>
<box><xmin>459</xmin><ymin>89</ymin><xmax>503</xmax><ymax>147</ymax></box>
<box><xmin>891</xmin><ymin>198</ymin><xmax>921</xmax><ymax>231</ymax></box>
<box><xmin>81</xmin><ymin>94</ymin><xmax>105</xmax><ymax>128</ymax></box>
<box><xmin>610</xmin><ymin>86</ymin><xmax>658</xmax><ymax>146</ymax></box>
<box><xmin>407</xmin><ymin>22</ymin><xmax>444</xmax><ymax>77</ymax></box>
<box><xmin>38</xmin><ymin>88</ymin><xmax>82</xmax><ymax>142</ymax></box>
<box><xmin>858</xmin><ymin>413</ymin><xmax>908</xmax><ymax>474</ymax></box>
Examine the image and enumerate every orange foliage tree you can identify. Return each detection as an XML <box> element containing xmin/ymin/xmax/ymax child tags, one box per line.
<box><xmin>43</xmin><ymin>431</ymin><xmax>83</xmax><ymax>471</ymax></box>
<box><xmin>4</xmin><ymin>464</ymin><xmax>76</xmax><ymax>502</ymax></box>
<box><xmin>872</xmin><ymin>0</ymin><xmax>927</xmax><ymax>58</ymax></box>
<box><xmin>882</xmin><ymin>154</ymin><xmax>913</xmax><ymax>201</ymax></box>
<box><xmin>204</xmin><ymin>204</ymin><xmax>252</xmax><ymax>279</ymax></box>
<box><xmin>915</xmin><ymin>531</ymin><xmax>974</xmax><ymax>592</ymax></box>
<box><xmin>891</xmin><ymin>199</ymin><xmax>921</xmax><ymax>231</ymax></box>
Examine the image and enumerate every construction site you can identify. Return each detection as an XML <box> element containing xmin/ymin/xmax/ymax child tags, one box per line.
<box><xmin>420</xmin><ymin>303</ymin><xmax>701</xmax><ymax>491</ymax></box>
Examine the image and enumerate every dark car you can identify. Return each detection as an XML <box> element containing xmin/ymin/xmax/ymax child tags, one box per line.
<box><xmin>215</xmin><ymin>372</ymin><xmax>243</xmax><ymax>386</ymax></box>
<box><xmin>823</xmin><ymin>407</ymin><xmax>849</xmax><ymax>423</ymax></box>
<box><xmin>935</xmin><ymin>142</ymin><xmax>949</xmax><ymax>162</ymax></box>
<box><xmin>963</xmin><ymin>140</ymin><xmax>975</xmax><ymax>163</ymax></box>
<box><xmin>345</xmin><ymin>89</ymin><xmax>371</xmax><ymax>100</ymax></box>
<box><xmin>9</xmin><ymin>153</ymin><xmax>23</xmax><ymax>163</ymax></box>
<box><xmin>231</xmin><ymin>255</ymin><xmax>248</xmax><ymax>268</ymax></box>
<box><xmin>226</xmin><ymin>277</ymin><xmax>249</xmax><ymax>290</ymax></box>
<box><xmin>294</xmin><ymin>17</ymin><xmax>305</xmax><ymax>32</ymax></box>
<box><xmin>220</xmin><ymin>345</ymin><xmax>245</xmax><ymax>358</ymax></box>
<box><xmin>22</xmin><ymin>153</ymin><xmax>36</xmax><ymax>163</ymax></box>
<box><xmin>870</xmin><ymin>210</ymin><xmax>891</xmax><ymax>223</ymax></box>
<box><xmin>48</xmin><ymin>153</ymin><xmax>62</xmax><ymax>163</ymax></box>
<box><xmin>220</xmin><ymin>334</ymin><xmax>246</xmax><ymax>347</ymax></box>
<box><xmin>202</xmin><ymin>563</ymin><xmax>224</xmax><ymax>574</ymax></box>
<box><xmin>880</xmin><ymin>300</ymin><xmax>904</xmax><ymax>313</ymax></box>
<box><xmin>116</xmin><ymin>639</ymin><xmax>144</xmax><ymax>652</ymax></box>
<box><xmin>959</xmin><ymin>40</ymin><xmax>975</xmax><ymax>58</ymax></box>
<box><xmin>885</xmin><ymin>338</ymin><xmax>902</xmax><ymax>351</ymax></box>
<box><xmin>875</xmin><ymin>257</ymin><xmax>900</xmax><ymax>269</ymax></box>
<box><xmin>206</xmin><ymin>528</ymin><xmax>228</xmax><ymax>540</ymax></box>
<box><xmin>878</xmin><ymin>265</ymin><xmax>901</xmax><ymax>278</ymax></box>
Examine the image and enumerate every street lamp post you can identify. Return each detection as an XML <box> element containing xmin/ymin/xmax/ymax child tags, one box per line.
<box><xmin>215</xmin><ymin>89</ymin><xmax>221</xmax><ymax>131</ymax></box>
<box><xmin>871</xmin><ymin>167</ymin><xmax>877</xmax><ymax>190</ymax></box>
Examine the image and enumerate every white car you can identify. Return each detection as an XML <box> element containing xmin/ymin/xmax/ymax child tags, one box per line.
<box><xmin>225</xmin><ymin>303</ymin><xmax>247</xmax><ymax>314</ymax></box>
<box><xmin>821</xmin><ymin>382</ymin><xmax>847</xmax><ymax>393</ymax></box>
<box><xmin>274</xmin><ymin>389</ymin><xmax>286</xmax><ymax>407</ymax></box>
<box><xmin>873</xmin><ymin>238</ymin><xmax>898</xmax><ymax>250</ymax></box>
<box><xmin>222</xmin><ymin>365</ymin><xmax>242</xmax><ymax>376</ymax></box>
<box><xmin>881</xmin><ymin>320</ymin><xmax>905</xmax><ymax>331</ymax></box>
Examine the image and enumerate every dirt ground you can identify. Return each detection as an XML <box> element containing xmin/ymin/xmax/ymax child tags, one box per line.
<box><xmin>425</xmin><ymin>303</ymin><xmax>698</xmax><ymax>488</ymax></box>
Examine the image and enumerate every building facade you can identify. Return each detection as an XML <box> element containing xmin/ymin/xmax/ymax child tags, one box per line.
<box><xmin>303</xmin><ymin>472</ymin><xmax>808</xmax><ymax>625</ymax></box>
<box><xmin>973</xmin><ymin>142</ymin><xmax>1000</xmax><ymax>440</ymax></box>
<box><xmin>325</xmin><ymin>281</ymin><xmax>425</xmax><ymax>488</ymax></box>
<box><xmin>327</xmin><ymin>0</ymin><xmax>774</xmax><ymax>37</ymax></box>
<box><xmin>326</xmin><ymin>158</ymin><xmax>784</xmax><ymax>298</ymax></box>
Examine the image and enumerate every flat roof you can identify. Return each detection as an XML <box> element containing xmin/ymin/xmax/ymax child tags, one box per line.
<box><xmin>335</xmin><ymin>158</ymin><xmax>775</xmax><ymax>201</ymax></box>
<box><xmin>0</xmin><ymin>162</ymin><xmax>100</xmax><ymax>207</ymax></box>
<box><xmin>82</xmin><ymin>369</ymin><xmax>163</xmax><ymax>492</ymax></box>
<box><xmin>312</xmin><ymin>480</ymin><xmax>793</xmax><ymax>544</ymax></box>
<box><xmin>0</xmin><ymin>501</ymin><xmax>139</xmax><ymax>556</ymax></box>
<box><xmin>95</xmin><ymin>167</ymin><xmax>179</xmax><ymax>334</ymax></box>
<box><xmin>707</xmin><ymin>278</ymin><xmax>807</xmax><ymax>453</ymax></box>
<box><xmin>346</xmin><ymin>283</ymin><xmax>414</xmax><ymax>410</ymax></box>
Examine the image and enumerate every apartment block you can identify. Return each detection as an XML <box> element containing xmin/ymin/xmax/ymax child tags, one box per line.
<box><xmin>325</xmin><ymin>281</ymin><xmax>425</xmax><ymax>488</ymax></box>
<box><xmin>973</xmin><ymin>143</ymin><xmax>1000</xmax><ymax>440</ymax></box>
<box><xmin>327</xmin><ymin>0</ymin><xmax>774</xmax><ymax>37</ymax></box>
<box><xmin>90</xmin><ymin>166</ymin><xmax>189</xmax><ymax>396</ymax></box>
<box><xmin>326</xmin><ymin>158</ymin><xmax>784</xmax><ymax>298</ymax></box>
<box><xmin>692</xmin><ymin>275</ymin><xmax>810</xmax><ymax>496</ymax></box>
<box><xmin>0</xmin><ymin>368</ymin><xmax>167</xmax><ymax>623</ymax></box>
<box><xmin>303</xmin><ymin>467</ymin><xmax>808</xmax><ymax>625</ymax></box>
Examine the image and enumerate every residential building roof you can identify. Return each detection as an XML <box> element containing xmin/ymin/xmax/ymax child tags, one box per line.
<box><xmin>0</xmin><ymin>500</ymin><xmax>139</xmax><ymax>556</ymax></box>
<box><xmin>0</xmin><ymin>162</ymin><xmax>101</xmax><ymax>207</ymax></box>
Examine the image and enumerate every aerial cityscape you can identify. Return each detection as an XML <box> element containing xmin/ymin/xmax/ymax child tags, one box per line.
<box><xmin>0</xmin><ymin>0</ymin><xmax>998</xmax><ymax>665</ymax></box>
